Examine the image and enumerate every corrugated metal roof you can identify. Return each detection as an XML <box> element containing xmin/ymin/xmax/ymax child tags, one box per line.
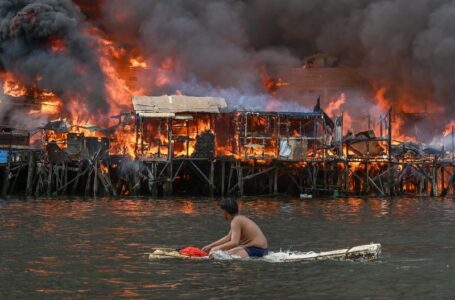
<box><xmin>133</xmin><ymin>95</ymin><xmax>227</xmax><ymax>114</ymax></box>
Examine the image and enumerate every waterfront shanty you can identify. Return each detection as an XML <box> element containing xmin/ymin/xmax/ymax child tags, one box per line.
<box><xmin>1</xmin><ymin>95</ymin><xmax>454</xmax><ymax>198</ymax></box>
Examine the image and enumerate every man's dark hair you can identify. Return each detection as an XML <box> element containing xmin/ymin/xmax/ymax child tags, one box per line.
<box><xmin>220</xmin><ymin>198</ymin><xmax>238</xmax><ymax>215</ymax></box>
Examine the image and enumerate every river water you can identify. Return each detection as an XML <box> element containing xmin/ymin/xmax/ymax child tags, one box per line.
<box><xmin>0</xmin><ymin>197</ymin><xmax>454</xmax><ymax>299</ymax></box>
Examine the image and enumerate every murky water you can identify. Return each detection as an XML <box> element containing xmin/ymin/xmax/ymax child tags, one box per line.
<box><xmin>0</xmin><ymin>197</ymin><xmax>454</xmax><ymax>299</ymax></box>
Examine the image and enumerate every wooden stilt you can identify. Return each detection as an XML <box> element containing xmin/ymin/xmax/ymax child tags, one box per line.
<box><xmin>432</xmin><ymin>162</ymin><xmax>438</xmax><ymax>197</ymax></box>
<box><xmin>387</xmin><ymin>108</ymin><xmax>393</xmax><ymax>197</ymax></box>
<box><xmin>210</xmin><ymin>160</ymin><xmax>215</xmax><ymax>197</ymax></box>
<box><xmin>153</xmin><ymin>162</ymin><xmax>158</xmax><ymax>198</ymax></box>
<box><xmin>53</xmin><ymin>165</ymin><xmax>89</xmax><ymax>196</ymax></box>
<box><xmin>94</xmin><ymin>159</ymin><xmax>98</xmax><ymax>197</ymax></box>
<box><xmin>10</xmin><ymin>163</ymin><xmax>24</xmax><ymax>194</ymax></box>
<box><xmin>72</xmin><ymin>161</ymin><xmax>82</xmax><ymax>195</ymax></box>
<box><xmin>237</xmin><ymin>162</ymin><xmax>244</xmax><ymax>197</ymax></box>
<box><xmin>34</xmin><ymin>162</ymin><xmax>43</xmax><ymax>198</ymax></box>
<box><xmin>47</xmin><ymin>163</ymin><xmax>53</xmax><ymax>196</ymax></box>
<box><xmin>26</xmin><ymin>151</ymin><xmax>35</xmax><ymax>197</ymax></box>
<box><xmin>63</xmin><ymin>162</ymin><xmax>68</xmax><ymax>195</ymax></box>
<box><xmin>221</xmin><ymin>160</ymin><xmax>226</xmax><ymax>197</ymax></box>
<box><xmin>227</xmin><ymin>163</ymin><xmax>234</xmax><ymax>196</ymax></box>
<box><xmin>168</xmin><ymin>160</ymin><xmax>173</xmax><ymax>197</ymax></box>
<box><xmin>273</xmin><ymin>164</ymin><xmax>278</xmax><ymax>195</ymax></box>
<box><xmin>85</xmin><ymin>166</ymin><xmax>93</xmax><ymax>197</ymax></box>
<box><xmin>1</xmin><ymin>152</ymin><xmax>11</xmax><ymax>197</ymax></box>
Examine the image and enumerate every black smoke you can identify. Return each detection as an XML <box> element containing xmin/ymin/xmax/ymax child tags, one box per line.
<box><xmin>2</xmin><ymin>0</ymin><xmax>455</xmax><ymax>138</ymax></box>
<box><xmin>0</xmin><ymin>0</ymin><xmax>109</xmax><ymax>117</ymax></box>
<box><xmin>96</xmin><ymin>0</ymin><xmax>455</xmax><ymax>132</ymax></box>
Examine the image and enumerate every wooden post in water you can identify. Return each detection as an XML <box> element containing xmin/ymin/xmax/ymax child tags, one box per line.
<box><xmin>273</xmin><ymin>163</ymin><xmax>278</xmax><ymax>196</ymax></box>
<box><xmin>34</xmin><ymin>161</ymin><xmax>43</xmax><ymax>197</ymax></box>
<box><xmin>432</xmin><ymin>158</ymin><xmax>438</xmax><ymax>197</ymax></box>
<box><xmin>168</xmin><ymin>118</ymin><xmax>173</xmax><ymax>197</ymax></box>
<box><xmin>47</xmin><ymin>163</ymin><xmax>53</xmax><ymax>196</ymax></box>
<box><xmin>94</xmin><ymin>159</ymin><xmax>98</xmax><ymax>197</ymax></box>
<box><xmin>63</xmin><ymin>161</ymin><xmax>68</xmax><ymax>195</ymax></box>
<box><xmin>167</xmin><ymin>161</ymin><xmax>173</xmax><ymax>197</ymax></box>
<box><xmin>26</xmin><ymin>151</ymin><xmax>35</xmax><ymax>197</ymax></box>
<box><xmin>441</xmin><ymin>146</ymin><xmax>445</xmax><ymax>195</ymax></box>
<box><xmin>210</xmin><ymin>160</ymin><xmax>215</xmax><ymax>197</ymax></box>
<box><xmin>365</xmin><ymin>115</ymin><xmax>371</xmax><ymax>195</ymax></box>
<box><xmin>221</xmin><ymin>160</ymin><xmax>226</xmax><ymax>197</ymax></box>
<box><xmin>345</xmin><ymin>161</ymin><xmax>350</xmax><ymax>194</ymax></box>
<box><xmin>72</xmin><ymin>161</ymin><xmax>82</xmax><ymax>195</ymax></box>
<box><xmin>1</xmin><ymin>150</ymin><xmax>11</xmax><ymax>197</ymax></box>
<box><xmin>237</xmin><ymin>162</ymin><xmax>244</xmax><ymax>197</ymax></box>
<box><xmin>85</xmin><ymin>159</ymin><xmax>95</xmax><ymax>197</ymax></box>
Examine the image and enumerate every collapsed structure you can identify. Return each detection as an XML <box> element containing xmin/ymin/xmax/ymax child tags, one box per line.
<box><xmin>1</xmin><ymin>95</ymin><xmax>454</xmax><ymax>198</ymax></box>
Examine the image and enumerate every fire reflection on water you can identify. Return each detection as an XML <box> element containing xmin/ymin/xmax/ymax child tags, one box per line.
<box><xmin>2</xmin><ymin>197</ymin><xmax>455</xmax><ymax>298</ymax></box>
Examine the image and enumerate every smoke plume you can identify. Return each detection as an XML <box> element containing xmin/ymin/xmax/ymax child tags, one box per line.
<box><xmin>1</xmin><ymin>0</ymin><xmax>455</xmax><ymax>139</ymax></box>
<box><xmin>98</xmin><ymin>1</ymin><xmax>455</xmax><ymax>114</ymax></box>
<box><xmin>0</xmin><ymin>0</ymin><xmax>108</xmax><ymax>116</ymax></box>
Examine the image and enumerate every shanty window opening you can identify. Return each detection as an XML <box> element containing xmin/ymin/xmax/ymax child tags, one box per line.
<box><xmin>139</xmin><ymin>115</ymin><xmax>214</xmax><ymax>158</ymax></box>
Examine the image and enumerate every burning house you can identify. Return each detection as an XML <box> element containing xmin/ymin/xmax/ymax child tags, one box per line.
<box><xmin>1</xmin><ymin>1</ymin><xmax>455</xmax><ymax>198</ymax></box>
<box><xmin>1</xmin><ymin>92</ymin><xmax>454</xmax><ymax>198</ymax></box>
<box><xmin>133</xmin><ymin>95</ymin><xmax>227</xmax><ymax>160</ymax></box>
<box><xmin>129</xmin><ymin>95</ymin><xmax>335</xmax><ymax>196</ymax></box>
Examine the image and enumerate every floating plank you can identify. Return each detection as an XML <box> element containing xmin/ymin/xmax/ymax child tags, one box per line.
<box><xmin>147</xmin><ymin>243</ymin><xmax>381</xmax><ymax>262</ymax></box>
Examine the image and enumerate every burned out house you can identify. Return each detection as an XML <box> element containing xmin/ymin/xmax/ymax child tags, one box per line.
<box><xmin>43</xmin><ymin>119</ymin><xmax>111</xmax><ymax>162</ymax></box>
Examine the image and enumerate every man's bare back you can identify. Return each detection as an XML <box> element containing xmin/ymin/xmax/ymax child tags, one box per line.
<box><xmin>232</xmin><ymin>215</ymin><xmax>267</xmax><ymax>248</ymax></box>
<box><xmin>202</xmin><ymin>198</ymin><xmax>268</xmax><ymax>258</ymax></box>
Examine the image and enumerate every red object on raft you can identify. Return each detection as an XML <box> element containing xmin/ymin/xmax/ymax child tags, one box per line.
<box><xmin>179</xmin><ymin>247</ymin><xmax>208</xmax><ymax>257</ymax></box>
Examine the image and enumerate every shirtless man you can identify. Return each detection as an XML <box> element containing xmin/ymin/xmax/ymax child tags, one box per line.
<box><xmin>202</xmin><ymin>198</ymin><xmax>268</xmax><ymax>258</ymax></box>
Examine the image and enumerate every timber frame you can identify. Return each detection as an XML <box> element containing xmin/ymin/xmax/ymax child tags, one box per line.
<box><xmin>2</xmin><ymin>104</ymin><xmax>455</xmax><ymax>198</ymax></box>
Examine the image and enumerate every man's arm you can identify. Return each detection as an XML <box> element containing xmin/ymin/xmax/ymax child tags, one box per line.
<box><xmin>210</xmin><ymin>219</ymin><xmax>241</xmax><ymax>252</ymax></box>
<box><xmin>202</xmin><ymin>231</ymin><xmax>231</xmax><ymax>252</ymax></box>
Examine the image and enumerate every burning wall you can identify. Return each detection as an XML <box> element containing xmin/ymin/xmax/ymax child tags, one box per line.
<box><xmin>132</xmin><ymin>95</ymin><xmax>332</xmax><ymax>161</ymax></box>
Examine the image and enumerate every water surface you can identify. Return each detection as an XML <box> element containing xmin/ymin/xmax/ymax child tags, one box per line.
<box><xmin>1</xmin><ymin>197</ymin><xmax>454</xmax><ymax>299</ymax></box>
